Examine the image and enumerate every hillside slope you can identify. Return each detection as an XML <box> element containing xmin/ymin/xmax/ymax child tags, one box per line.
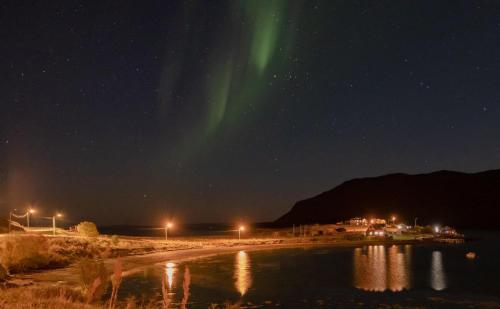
<box><xmin>275</xmin><ymin>170</ymin><xmax>500</xmax><ymax>228</ymax></box>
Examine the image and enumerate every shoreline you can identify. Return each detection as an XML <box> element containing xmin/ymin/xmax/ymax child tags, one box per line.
<box><xmin>14</xmin><ymin>237</ymin><xmax>423</xmax><ymax>287</ymax></box>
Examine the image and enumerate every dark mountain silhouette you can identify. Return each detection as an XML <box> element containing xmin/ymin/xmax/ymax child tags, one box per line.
<box><xmin>275</xmin><ymin>170</ymin><xmax>500</xmax><ymax>229</ymax></box>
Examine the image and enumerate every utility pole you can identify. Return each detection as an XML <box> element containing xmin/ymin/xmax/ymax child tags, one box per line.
<box><xmin>9</xmin><ymin>208</ymin><xmax>18</xmax><ymax>233</ymax></box>
<box><xmin>52</xmin><ymin>213</ymin><xmax>62</xmax><ymax>236</ymax></box>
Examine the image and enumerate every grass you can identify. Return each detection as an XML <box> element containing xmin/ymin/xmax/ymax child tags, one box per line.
<box><xmin>0</xmin><ymin>234</ymin><xmax>69</xmax><ymax>274</ymax></box>
<box><xmin>0</xmin><ymin>286</ymin><xmax>98</xmax><ymax>309</ymax></box>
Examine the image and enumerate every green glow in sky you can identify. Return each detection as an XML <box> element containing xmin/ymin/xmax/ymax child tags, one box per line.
<box><xmin>158</xmin><ymin>0</ymin><xmax>292</xmax><ymax>160</ymax></box>
<box><xmin>246</xmin><ymin>0</ymin><xmax>285</xmax><ymax>74</ymax></box>
<box><xmin>206</xmin><ymin>59</ymin><xmax>233</xmax><ymax>136</ymax></box>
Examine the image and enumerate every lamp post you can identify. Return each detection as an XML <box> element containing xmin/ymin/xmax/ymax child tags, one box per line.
<box><xmin>238</xmin><ymin>226</ymin><xmax>245</xmax><ymax>240</ymax></box>
<box><xmin>27</xmin><ymin>208</ymin><xmax>36</xmax><ymax>228</ymax></box>
<box><xmin>165</xmin><ymin>222</ymin><xmax>173</xmax><ymax>241</ymax></box>
<box><xmin>53</xmin><ymin>213</ymin><xmax>62</xmax><ymax>236</ymax></box>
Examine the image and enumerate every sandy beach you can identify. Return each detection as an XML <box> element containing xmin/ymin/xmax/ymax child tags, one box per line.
<box><xmin>15</xmin><ymin>237</ymin><xmax>419</xmax><ymax>287</ymax></box>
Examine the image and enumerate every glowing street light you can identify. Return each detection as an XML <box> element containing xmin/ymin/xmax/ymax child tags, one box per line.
<box><xmin>53</xmin><ymin>213</ymin><xmax>62</xmax><ymax>236</ymax></box>
<box><xmin>238</xmin><ymin>225</ymin><xmax>245</xmax><ymax>240</ymax></box>
<box><xmin>165</xmin><ymin>222</ymin><xmax>173</xmax><ymax>241</ymax></box>
<box><xmin>27</xmin><ymin>208</ymin><xmax>36</xmax><ymax>228</ymax></box>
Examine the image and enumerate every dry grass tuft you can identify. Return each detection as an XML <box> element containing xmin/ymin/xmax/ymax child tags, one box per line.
<box><xmin>181</xmin><ymin>266</ymin><xmax>190</xmax><ymax>309</ymax></box>
<box><xmin>78</xmin><ymin>258</ymin><xmax>109</xmax><ymax>303</ymax></box>
<box><xmin>108</xmin><ymin>259</ymin><xmax>123</xmax><ymax>309</ymax></box>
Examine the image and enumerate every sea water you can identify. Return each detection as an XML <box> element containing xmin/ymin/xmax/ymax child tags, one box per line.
<box><xmin>115</xmin><ymin>231</ymin><xmax>500</xmax><ymax>308</ymax></box>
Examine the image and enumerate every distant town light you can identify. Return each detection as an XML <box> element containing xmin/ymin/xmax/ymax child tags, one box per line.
<box><xmin>166</xmin><ymin>222</ymin><xmax>173</xmax><ymax>229</ymax></box>
<box><xmin>29</xmin><ymin>208</ymin><xmax>36</xmax><ymax>214</ymax></box>
<box><xmin>391</xmin><ymin>216</ymin><xmax>396</xmax><ymax>222</ymax></box>
<box><xmin>434</xmin><ymin>226</ymin><xmax>440</xmax><ymax>233</ymax></box>
<box><xmin>239</xmin><ymin>226</ymin><xmax>245</xmax><ymax>231</ymax></box>
<box><xmin>56</xmin><ymin>213</ymin><xmax>62</xmax><ymax>217</ymax></box>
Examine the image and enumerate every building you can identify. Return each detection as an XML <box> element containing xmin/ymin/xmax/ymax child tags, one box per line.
<box><xmin>369</xmin><ymin>218</ymin><xmax>387</xmax><ymax>225</ymax></box>
<box><xmin>440</xmin><ymin>226</ymin><xmax>457</xmax><ymax>236</ymax></box>
<box><xmin>349</xmin><ymin>217</ymin><xmax>368</xmax><ymax>226</ymax></box>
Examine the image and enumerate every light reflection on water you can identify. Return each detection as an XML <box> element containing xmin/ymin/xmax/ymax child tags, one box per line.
<box><xmin>234</xmin><ymin>250</ymin><xmax>252</xmax><ymax>296</ymax></box>
<box><xmin>153</xmin><ymin>246</ymin><xmax>450</xmax><ymax>305</ymax></box>
<box><xmin>353</xmin><ymin>245</ymin><xmax>412</xmax><ymax>292</ymax></box>
<box><xmin>165</xmin><ymin>262</ymin><xmax>176</xmax><ymax>289</ymax></box>
<box><xmin>431</xmin><ymin>251</ymin><xmax>446</xmax><ymax>291</ymax></box>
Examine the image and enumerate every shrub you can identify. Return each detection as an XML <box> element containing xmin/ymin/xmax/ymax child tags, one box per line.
<box><xmin>77</xmin><ymin>221</ymin><xmax>99</xmax><ymax>237</ymax></box>
<box><xmin>0</xmin><ymin>235</ymin><xmax>51</xmax><ymax>273</ymax></box>
<box><xmin>0</xmin><ymin>264</ymin><xmax>8</xmax><ymax>281</ymax></box>
<box><xmin>78</xmin><ymin>257</ymin><xmax>108</xmax><ymax>303</ymax></box>
<box><xmin>111</xmin><ymin>235</ymin><xmax>119</xmax><ymax>246</ymax></box>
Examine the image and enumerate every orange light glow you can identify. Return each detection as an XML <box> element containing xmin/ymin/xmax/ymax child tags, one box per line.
<box><xmin>234</xmin><ymin>251</ymin><xmax>252</xmax><ymax>295</ymax></box>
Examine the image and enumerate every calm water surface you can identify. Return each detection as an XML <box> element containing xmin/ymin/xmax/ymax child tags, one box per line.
<box><xmin>116</xmin><ymin>232</ymin><xmax>500</xmax><ymax>308</ymax></box>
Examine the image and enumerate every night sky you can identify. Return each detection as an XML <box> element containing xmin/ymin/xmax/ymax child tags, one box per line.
<box><xmin>1</xmin><ymin>1</ymin><xmax>500</xmax><ymax>225</ymax></box>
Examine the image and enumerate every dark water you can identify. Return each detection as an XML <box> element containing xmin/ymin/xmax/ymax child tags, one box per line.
<box><xmin>116</xmin><ymin>231</ymin><xmax>500</xmax><ymax>308</ymax></box>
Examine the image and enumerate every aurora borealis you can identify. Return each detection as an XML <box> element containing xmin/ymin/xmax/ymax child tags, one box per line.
<box><xmin>1</xmin><ymin>1</ymin><xmax>500</xmax><ymax>225</ymax></box>
<box><xmin>158</xmin><ymin>0</ymin><xmax>299</xmax><ymax>158</ymax></box>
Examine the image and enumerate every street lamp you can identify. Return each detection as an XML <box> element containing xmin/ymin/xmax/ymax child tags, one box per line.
<box><xmin>27</xmin><ymin>208</ymin><xmax>36</xmax><ymax>228</ymax></box>
<box><xmin>53</xmin><ymin>213</ymin><xmax>62</xmax><ymax>236</ymax></box>
<box><xmin>165</xmin><ymin>222</ymin><xmax>173</xmax><ymax>241</ymax></box>
<box><xmin>391</xmin><ymin>216</ymin><xmax>396</xmax><ymax>224</ymax></box>
<box><xmin>238</xmin><ymin>225</ymin><xmax>245</xmax><ymax>240</ymax></box>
